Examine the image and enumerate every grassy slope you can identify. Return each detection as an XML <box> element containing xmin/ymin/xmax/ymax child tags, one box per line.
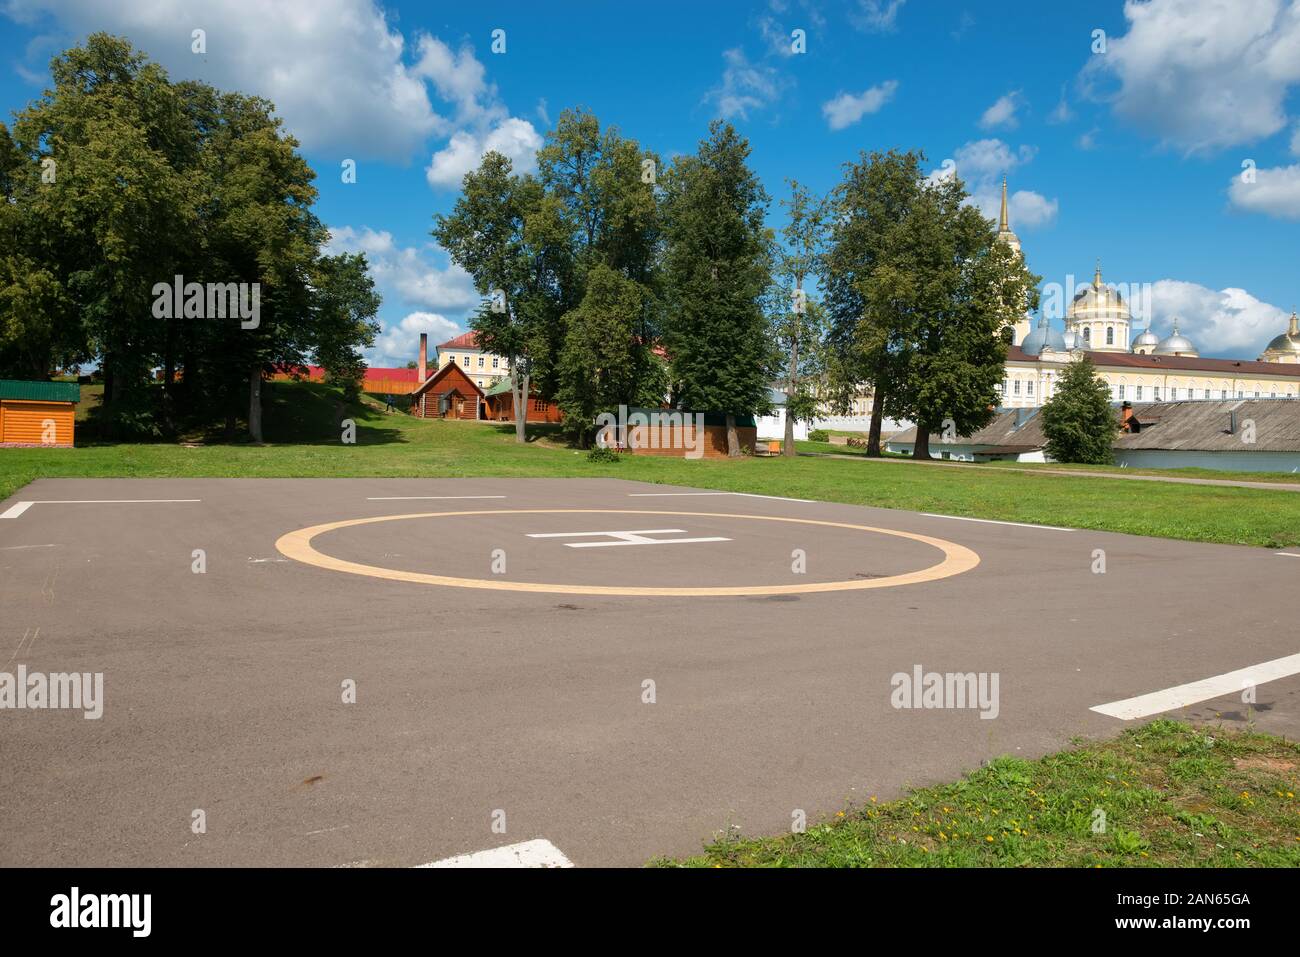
<box><xmin>3</xmin><ymin>382</ymin><xmax>1300</xmax><ymax>547</ymax></box>
<box><xmin>659</xmin><ymin>721</ymin><xmax>1300</xmax><ymax>867</ymax></box>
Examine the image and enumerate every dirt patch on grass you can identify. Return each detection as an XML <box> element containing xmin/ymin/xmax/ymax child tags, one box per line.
<box><xmin>1232</xmin><ymin>755</ymin><xmax>1298</xmax><ymax>773</ymax></box>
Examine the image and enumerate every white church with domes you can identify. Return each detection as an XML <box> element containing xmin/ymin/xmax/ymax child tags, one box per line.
<box><xmin>996</xmin><ymin>179</ymin><xmax>1300</xmax><ymax>408</ymax></box>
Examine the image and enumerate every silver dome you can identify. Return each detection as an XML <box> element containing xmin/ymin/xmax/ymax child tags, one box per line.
<box><xmin>1153</xmin><ymin>317</ymin><xmax>1198</xmax><ymax>357</ymax></box>
<box><xmin>1132</xmin><ymin>326</ymin><xmax>1160</xmax><ymax>347</ymax></box>
<box><xmin>1020</xmin><ymin>316</ymin><xmax>1068</xmax><ymax>356</ymax></box>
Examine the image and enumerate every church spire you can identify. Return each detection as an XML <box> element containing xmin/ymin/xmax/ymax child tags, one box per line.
<box><xmin>999</xmin><ymin>176</ymin><xmax>1009</xmax><ymax>231</ymax></box>
<box><xmin>1290</xmin><ymin>309</ymin><xmax>1299</xmax><ymax>337</ymax></box>
<box><xmin>1094</xmin><ymin>259</ymin><xmax>1103</xmax><ymax>288</ymax></box>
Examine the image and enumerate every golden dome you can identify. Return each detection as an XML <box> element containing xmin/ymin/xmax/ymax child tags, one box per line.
<box><xmin>1264</xmin><ymin>310</ymin><xmax>1300</xmax><ymax>355</ymax></box>
<box><xmin>1067</xmin><ymin>262</ymin><xmax>1131</xmax><ymax>322</ymax></box>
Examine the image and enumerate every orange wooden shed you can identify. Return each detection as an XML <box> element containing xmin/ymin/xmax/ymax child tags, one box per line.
<box><xmin>0</xmin><ymin>379</ymin><xmax>79</xmax><ymax>447</ymax></box>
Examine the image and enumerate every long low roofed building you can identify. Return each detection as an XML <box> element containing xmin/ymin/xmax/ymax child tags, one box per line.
<box><xmin>886</xmin><ymin>399</ymin><xmax>1300</xmax><ymax>473</ymax></box>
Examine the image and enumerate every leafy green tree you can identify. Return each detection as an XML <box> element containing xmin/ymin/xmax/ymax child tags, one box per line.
<box><xmin>771</xmin><ymin>179</ymin><xmax>827</xmax><ymax>456</ymax></box>
<box><xmin>1041</xmin><ymin>354</ymin><xmax>1117</xmax><ymax>464</ymax></box>
<box><xmin>312</xmin><ymin>253</ymin><xmax>381</xmax><ymax>403</ymax></box>
<box><xmin>535</xmin><ymin>108</ymin><xmax>662</xmax><ymax>407</ymax></box>
<box><xmin>7</xmin><ymin>34</ymin><xmax>195</xmax><ymax>424</ymax></box>
<box><xmin>825</xmin><ymin>151</ymin><xmax>1038</xmax><ymax>460</ymax></box>
<box><xmin>661</xmin><ymin>121</ymin><xmax>774</xmax><ymax>456</ymax></box>
<box><xmin>555</xmin><ymin>263</ymin><xmax>644</xmax><ymax>445</ymax></box>
<box><xmin>885</xmin><ymin>174</ymin><xmax>1039</xmax><ymax>459</ymax></box>
<box><xmin>822</xmin><ymin>150</ymin><xmax>926</xmax><ymax>456</ymax></box>
<box><xmin>433</xmin><ymin>152</ymin><xmax>562</xmax><ymax>443</ymax></box>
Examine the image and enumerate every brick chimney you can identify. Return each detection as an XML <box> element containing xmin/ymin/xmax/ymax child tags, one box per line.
<box><xmin>418</xmin><ymin>333</ymin><xmax>427</xmax><ymax>383</ymax></box>
<box><xmin>1121</xmin><ymin>401</ymin><xmax>1134</xmax><ymax>432</ymax></box>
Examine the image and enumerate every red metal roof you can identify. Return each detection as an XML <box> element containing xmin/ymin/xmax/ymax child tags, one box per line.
<box><xmin>1006</xmin><ymin>345</ymin><xmax>1300</xmax><ymax>379</ymax></box>
<box><xmin>436</xmin><ymin>331</ymin><xmax>483</xmax><ymax>350</ymax></box>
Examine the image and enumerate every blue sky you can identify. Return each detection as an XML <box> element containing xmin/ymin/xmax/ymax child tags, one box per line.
<box><xmin>2</xmin><ymin>0</ymin><xmax>1298</xmax><ymax>365</ymax></box>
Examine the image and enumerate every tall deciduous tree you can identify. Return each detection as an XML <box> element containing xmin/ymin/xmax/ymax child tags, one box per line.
<box><xmin>1041</xmin><ymin>354</ymin><xmax>1117</xmax><ymax>464</ymax></box>
<box><xmin>822</xmin><ymin>150</ymin><xmax>925</xmax><ymax>457</ymax></box>
<box><xmin>555</xmin><ymin>263</ymin><xmax>644</xmax><ymax>446</ymax></box>
<box><xmin>772</xmin><ymin>179</ymin><xmax>827</xmax><ymax>456</ymax></box>
<box><xmin>883</xmin><ymin>173</ymin><xmax>1039</xmax><ymax>460</ymax></box>
<box><xmin>433</xmin><ymin>152</ymin><xmax>562</xmax><ymax>442</ymax></box>
<box><xmin>312</xmin><ymin>252</ymin><xmax>381</xmax><ymax>402</ymax></box>
<box><xmin>661</xmin><ymin>121</ymin><xmax>774</xmax><ymax>456</ymax></box>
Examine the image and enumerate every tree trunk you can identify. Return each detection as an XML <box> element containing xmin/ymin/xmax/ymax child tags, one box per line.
<box><xmin>913</xmin><ymin>420</ymin><xmax>933</xmax><ymax>460</ymax></box>
<box><xmin>513</xmin><ymin>366</ymin><xmax>529</xmax><ymax>443</ymax></box>
<box><xmin>726</xmin><ymin>413</ymin><xmax>739</xmax><ymax>457</ymax></box>
<box><xmin>248</xmin><ymin>369</ymin><xmax>263</xmax><ymax>443</ymax></box>
<box><xmin>867</xmin><ymin>386</ymin><xmax>885</xmax><ymax>457</ymax></box>
<box><xmin>783</xmin><ymin>337</ymin><xmax>799</xmax><ymax>457</ymax></box>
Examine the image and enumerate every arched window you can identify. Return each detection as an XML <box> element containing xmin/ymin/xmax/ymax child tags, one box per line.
<box><xmin>1106</xmin><ymin>327</ymin><xmax>1114</xmax><ymax>345</ymax></box>
<box><xmin>1083</xmin><ymin>327</ymin><xmax>1091</xmax><ymax>343</ymax></box>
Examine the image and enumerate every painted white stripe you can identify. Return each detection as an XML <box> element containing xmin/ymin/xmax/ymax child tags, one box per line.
<box><xmin>0</xmin><ymin>543</ymin><xmax>60</xmax><ymax>550</ymax></box>
<box><xmin>527</xmin><ymin>528</ymin><xmax>687</xmax><ymax>537</ymax></box>
<box><xmin>627</xmin><ymin>492</ymin><xmax>732</xmax><ymax>497</ymax></box>
<box><xmin>367</xmin><ymin>495</ymin><xmax>507</xmax><ymax>501</ymax></box>
<box><xmin>1</xmin><ymin>499</ymin><xmax>199</xmax><ymax>519</ymax></box>
<box><xmin>1275</xmin><ymin>552</ymin><xmax>1300</xmax><ymax>558</ymax></box>
<box><xmin>732</xmin><ymin>491</ymin><xmax>814</xmax><ymax>504</ymax></box>
<box><xmin>416</xmin><ymin>838</ymin><xmax>573</xmax><ymax>868</ymax></box>
<box><xmin>1090</xmin><ymin>652</ymin><xmax>1300</xmax><ymax>720</ymax></box>
<box><xmin>627</xmin><ymin>491</ymin><xmax>814</xmax><ymax>503</ymax></box>
<box><xmin>919</xmin><ymin>512</ymin><xmax>1074</xmax><ymax>532</ymax></box>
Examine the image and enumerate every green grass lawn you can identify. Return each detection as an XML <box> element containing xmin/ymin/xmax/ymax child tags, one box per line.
<box><xmin>4</xmin><ymin>381</ymin><xmax>1300</xmax><ymax>547</ymax></box>
<box><xmin>657</xmin><ymin>720</ymin><xmax>1300</xmax><ymax>867</ymax></box>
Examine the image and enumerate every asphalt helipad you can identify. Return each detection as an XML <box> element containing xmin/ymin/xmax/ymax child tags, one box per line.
<box><xmin>2</xmin><ymin>476</ymin><xmax>1298</xmax><ymax>866</ymax></box>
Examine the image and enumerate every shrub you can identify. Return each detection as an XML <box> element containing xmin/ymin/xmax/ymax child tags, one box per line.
<box><xmin>807</xmin><ymin>429</ymin><xmax>830</xmax><ymax>442</ymax></box>
<box><xmin>587</xmin><ymin>446</ymin><xmax>622</xmax><ymax>463</ymax></box>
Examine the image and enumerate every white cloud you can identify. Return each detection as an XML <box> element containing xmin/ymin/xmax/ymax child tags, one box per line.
<box><xmin>1228</xmin><ymin>163</ymin><xmax>1300</xmax><ymax>218</ymax></box>
<box><xmin>979</xmin><ymin>90</ymin><xmax>1025</xmax><ymax>130</ymax></box>
<box><xmin>1078</xmin><ymin>128</ymin><xmax>1100</xmax><ymax>150</ymax></box>
<box><xmin>950</xmin><ymin>139</ymin><xmax>1036</xmax><ymax>180</ymax></box>
<box><xmin>1148</xmin><ymin>279</ymin><xmax>1290</xmax><ymax>356</ymax></box>
<box><xmin>326</xmin><ymin>226</ymin><xmax>479</xmax><ymax>313</ymax></box>
<box><xmin>931</xmin><ymin>139</ymin><xmax>1058</xmax><ymax>230</ymax></box>
<box><xmin>371</xmin><ymin>311</ymin><xmax>461</xmax><ymax>368</ymax></box>
<box><xmin>1291</xmin><ymin>124</ymin><xmax>1300</xmax><ymax>154</ymax></box>
<box><xmin>1081</xmin><ymin>0</ymin><xmax>1300</xmax><ymax>154</ymax></box>
<box><xmin>706</xmin><ymin>48</ymin><xmax>783</xmax><ymax>120</ymax></box>
<box><xmin>4</xmin><ymin>0</ymin><xmax>448</xmax><ymax>160</ymax></box>
<box><xmin>1047</xmin><ymin>87</ymin><xmax>1073</xmax><ymax>124</ymax></box>
<box><xmin>425</xmin><ymin>117</ymin><xmax>543</xmax><ymax>189</ymax></box>
<box><xmin>851</xmin><ymin>0</ymin><xmax>906</xmax><ymax>33</ymax></box>
<box><xmin>970</xmin><ymin>187</ymin><xmax>1059</xmax><ymax>228</ymax></box>
<box><xmin>821</xmin><ymin>80</ymin><xmax>898</xmax><ymax>130</ymax></box>
<box><xmin>3</xmin><ymin>0</ymin><xmax>543</xmax><ymax>179</ymax></box>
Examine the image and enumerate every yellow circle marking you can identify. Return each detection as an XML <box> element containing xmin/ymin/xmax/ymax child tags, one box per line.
<box><xmin>275</xmin><ymin>509</ymin><xmax>979</xmax><ymax>597</ymax></box>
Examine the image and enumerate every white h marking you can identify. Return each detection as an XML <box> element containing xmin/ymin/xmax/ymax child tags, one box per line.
<box><xmin>526</xmin><ymin>528</ymin><xmax>731</xmax><ymax>548</ymax></box>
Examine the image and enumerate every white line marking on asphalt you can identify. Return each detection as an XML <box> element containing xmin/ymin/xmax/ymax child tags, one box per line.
<box><xmin>527</xmin><ymin>529</ymin><xmax>731</xmax><ymax>548</ymax></box>
<box><xmin>0</xmin><ymin>543</ymin><xmax>61</xmax><ymax>550</ymax></box>
<box><xmin>627</xmin><ymin>491</ymin><xmax>813</xmax><ymax>503</ymax></box>
<box><xmin>367</xmin><ymin>495</ymin><xmax>507</xmax><ymax>500</ymax></box>
<box><xmin>1090</xmin><ymin>652</ymin><xmax>1300</xmax><ymax>720</ymax></box>
<box><xmin>1</xmin><ymin>499</ymin><xmax>200</xmax><ymax>520</ymax></box>
<box><xmin>416</xmin><ymin>838</ymin><xmax>574</xmax><ymax>868</ymax></box>
<box><xmin>627</xmin><ymin>492</ymin><xmax>732</xmax><ymax>497</ymax></box>
<box><xmin>1275</xmin><ymin>552</ymin><xmax>1300</xmax><ymax>558</ymax></box>
<box><xmin>919</xmin><ymin>513</ymin><xmax>1074</xmax><ymax>532</ymax></box>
